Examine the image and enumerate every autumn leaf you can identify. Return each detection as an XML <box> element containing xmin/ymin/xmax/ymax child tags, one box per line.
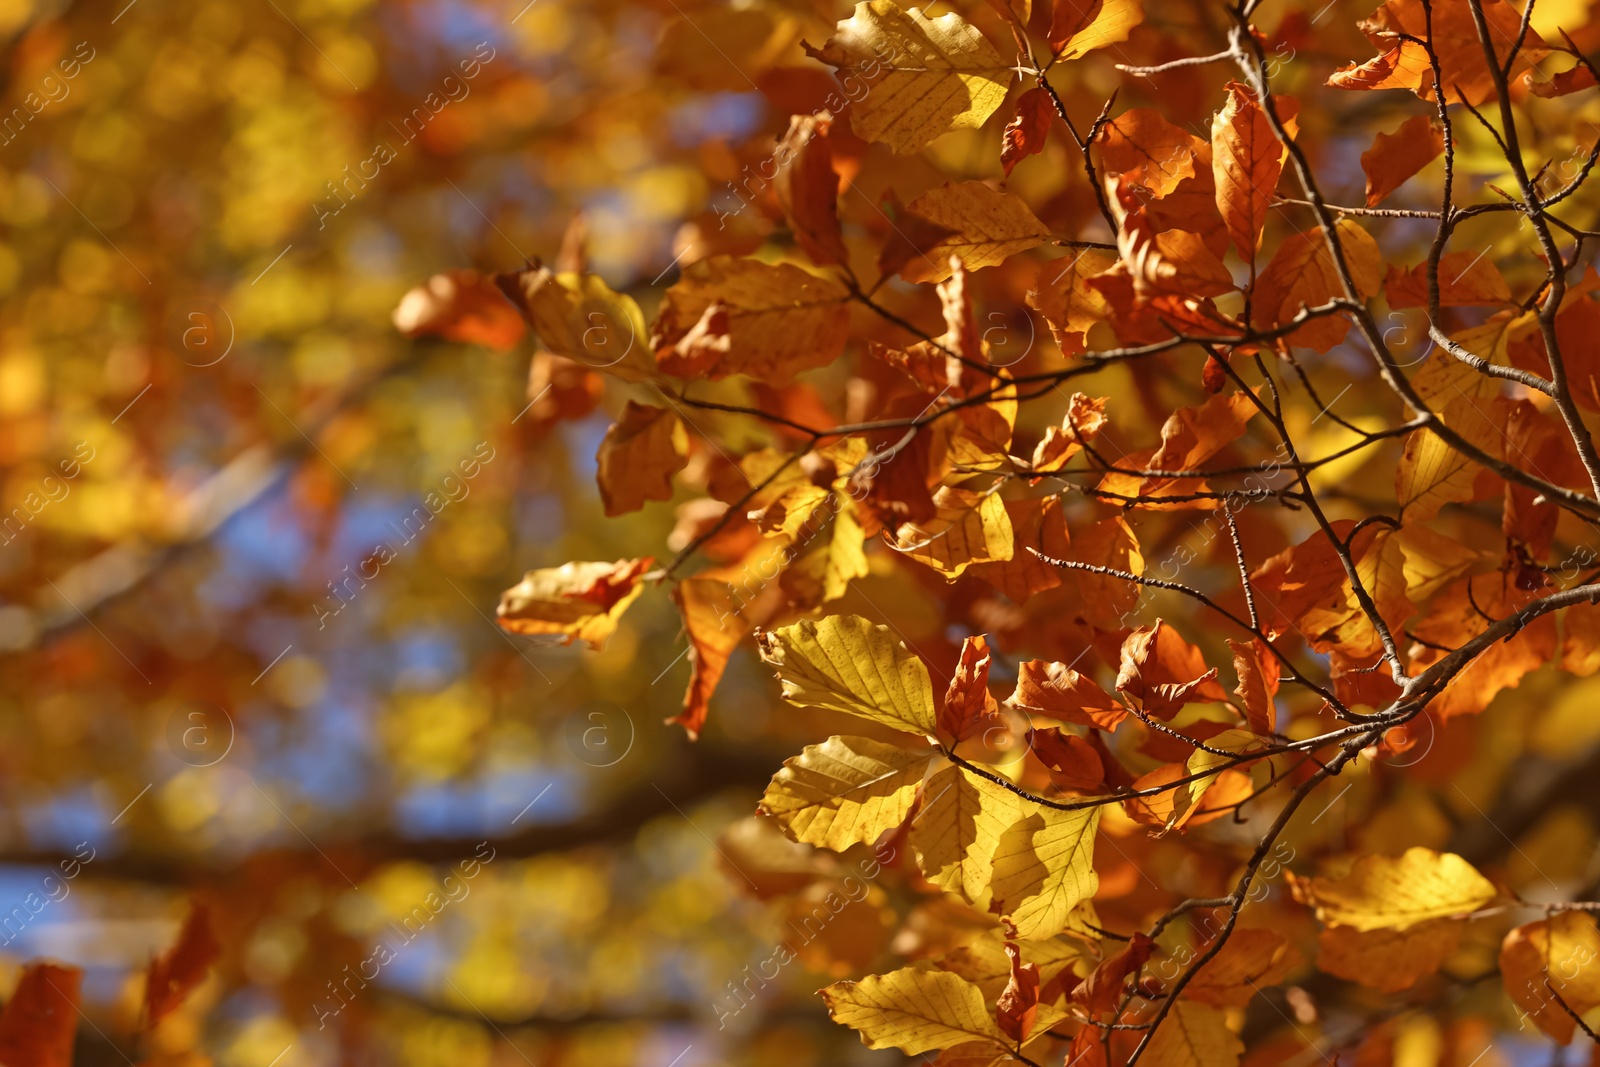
<box><xmin>759</xmin><ymin>734</ymin><xmax>933</xmax><ymax>850</ymax></box>
<box><xmin>495</xmin><ymin>263</ymin><xmax>654</xmax><ymax>380</ymax></box>
<box><xmin>1097</xmin><ymin>109</ymin><xmax>1201</xmax><ymax>198</ymax></box>
<box><xmin>1028</xmin><ymin>249</ymin><xmax>1119</xmax><ymax>354</ymax></box>
<box><xmin>496</xmin><ymin>558</ymin><xmax>653</xmax><ymax>650</ymax></box>
<box><xmin>773</xmin><ymin>112</ymin><xmax>848</xmax><ymax>268</ymax></box>
<box><xmin>1074</xmin><ymin>932</ymin><xmax>1154</xmax><ymax>1016</ymax></box>
<box><xmin>989</xmin><ymin>803</ymin><xmax>1101</xmax><ymax>940</ymax></box>
<box><xmin>1050</xmin><ymin>0</ymin><xmax>1145</xmax><ymax>61</ymax></box>
<box><xmin>1001</xmin><ymin>88</ymin><xmax>1054</xmax><ymax>178</ymax></box>
<box><xmin>757</xmin><ymin>615</ymin><xmax>937</xmax><ymax>735</ymax></box>
<box><xmin>894</xmin><ymin>484</ymin><xmax>1015</xmax><ymax>579</ymax></box>
<box><xmin>1329</xmin><ymin>0</ymin><xmax>1548</xmax><ymax>106</ymax></box>
<box><xmin>1251</xmin><ymin>218</ymin><xmax>1382</xmax><ymax>352</ymax></box>
<box><xmin>1384</xmin><ymin>251</ymin><xmax>1513</xmax><ymax>308</ymax></box>
<box><xmin>1212</xmin><ymin>82</ymin><xmax>1287</xmax><ymax>258</ymax></box>
<box><xmin>967</xmin><ymin>495</ymin><xmax>1073</xmax><ymax>604</ymax></box>
<box><xmin>1290</xmin><ymin>848</ymin><xmax>1497</xmax><ymax>931</ymax></box>
<box><xmin>1012</xmin><ymin>659</ymin><xmax>1127</xmax><ymax>730</ymax></box>
<box><xmin>1142</xmin><ymin>1000</ymin><xmax>1244</xmax><ymax>1067</ymax></box>
<box><xmin>940</xmin><ymin>635</ymin><xmax>1004</xmax><ymax>745</ymax></box>
<box><xmin>667</xmin><ymin>578</ymin><xmax>750</xmax><ymax>739</ymax></box>
<box><xmin>1227</xmin><ymin>638</ymin><xmax>1280</xmax><ymax>736</ymax></box>
<box><xmin>1187</xmin><ymin>928</ymin><xmax>1302</xmax><ymax>1008</ymax></box>
<box><xmin>995</xmin><ymin>943</ymin><xmax>1039</xmax><ymax>1042</ymax></box>
<box><xmin>820</xmin><ymin>967</ymin><xmax>1008</xmax><ymax>1054</ymax></box>
<box><xmin>392</xmin><ymin>269</ymin><xmax>527</xmax><ymax>351</ymax></box>
<box><xmin>651</xmin><ymin>256</ymin><xmax>851</xmax><ymax>381</ymax></box>
<box><xmin>1361</xmin><ymin>113</ymin><xmax>1445</xmax><ymax>206</ymax></box>
<box><xmin>1500</xmin><ymin>910</ymin><xmax>1600</xmax><ymax>1043</ymax></box>
<box><xmin>0</xmin><ymin>963</ymin><xmax>81</xmax><ymax>1067</ymax></box>
<box><xmin>896</xmin><ymin>183</ymin><xmax>1053</xmax><ymax>284</ymax></box>
<box><xmin>595</xmin><ymin>401</ymin><xmax>688</xmax><ymax>516</ymax></box>
<box><xmin>804</xmin><ymin>2</ymin><xmax>1012</xmax><ymax>155</ymax></box>
<box><xmin>909</xmin><ymin>763</ymin><xmax>1022</xmax><ymax>901</ymax></box>
<box><xmin>1029</xmin><ymin>394</ymin><xmax>1109</xmax><ymax>473</ymax></box>
<box><xmin>145</xmin><ymin>902</ymin><xmax>221</xmax><ymax>1027</ymax></box>
<box><xmin>1316</xmin><ymin>919</ymin><xmax>1464</xmax><ymax>993</ymax></box>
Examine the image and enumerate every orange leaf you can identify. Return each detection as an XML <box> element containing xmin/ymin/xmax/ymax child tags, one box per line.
<box><xmin>1072</xmin><ymin>932</ymin><xmax>1153</xmax><ymax>1016</ymax></box>
<box><xmin>1096</xmin><ymin>109</ymin><xmax>1201</xmax><ymax>198</ymax></box>
<box><xmin>391</xmin><ymin>269</ymin><xmax>526</xmax><ymax>351</ymax></box>
<box><xmin>1384</xmin><ymin>251</ymin><xmax>1512</xmax><ymax>309</ymax></box>
<box><xmin>940</xmin><ymin>635</ymin><xmax>1003</xmax><ymax>744</ymax></box>
<box><xmin>1228</xmin><ymin>638</ymin><xmax>1280</xmax><ymax>736</ymax></box>
<box><xmin>667</xmin><ymin>579</ymin><xmax>750</xmax><ymax>740</ymax></box>
<box><xmin>0</xmin><ymin>963</ymin><xmax>81</xmax><ymax>1067</ymax></box>
<box><xmin>1028</xmin><ymin>727</ymin><xmax>1105</xmax><ymax>792</ymax></box>
<box><xmin>1360</xmin><ymin>113</ymin><xmax>1444</xmax><ymax>207</ymax></box>
<box><xmin>773</xmin><ymin>112</ymin><xmax>848</xmax><ymax>268</ymax></box>
<box><xmin>1212</xmin><ymin>82</ymin><xmax>1287</xmax><ymax>258</ymax></box>
<box><xmin>995</xmin><ymin>943</ymin><xmax>1040</xmax><ymax>1043</ymax></box>
<box><xmin>1001</xmin><ymin>88</ymin><xmax>1055</xmax><ymax>178</ymax></box>
<box><xmin>1011</xmin><ymin>660</ymin><xmax>1126</xmax><ymax>730</ymax></box>
<box><xmin>146</xmin><ymin>903</ymin><xmax>221</xmax><ymax>1027</ymax></box>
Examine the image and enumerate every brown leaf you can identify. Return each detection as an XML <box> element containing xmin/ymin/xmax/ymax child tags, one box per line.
<box><xmin>1329</xmin><ymin>0</ymin><xmax>1547</xmax><ymax>105</ymax></box>
<box><xmin>1188</xmin><ymin>928</ymin><xmax>1302</xmax><ymax>1007</ymax></box>
<box><xmin>773</xmin><ymin>112</ymin><xmax>848</xmax><ymax>267</ymax></box>
<box><xmin>995</xmin><ymin>943</ymin><xmax>1041</xmax><ymax>1043</ymax></box>
<box><xmin>0</xmin><ymin>963</ymin><xmax>81</xmax><ymax>1067</ymax></box>
<box><xmin>595</xmin><ymin>401</ymin><xmax>689</xmax><ymax>517</ymax></box>
<box><xmin>146</xmin><ymin>903</ymin><xmax>221</xmax><ymax>1027</ymax></box>
<box><xmin>1001</xmin><ymin>88</ymin><xmax>1055</xmax><ymax>178</ymax></box>
<box><xmin>392</xmin><ymin>269</ymin><xmax>526</xmax><ymax>351</ymax></box>
<box><xmin>1526</xmin><ymin>62</ymin><xmax>1599</xmax><ymax>97</ymax></box>
<box><xmin>1115</xmin><ymin>621</ymin><xmax>1227</xmax><ymax>718</ymax></box>
<box><xmin>1251</xmin><ymin>218</ymin><xmax>1382</xmax><ymax>352</ymax></box>
<box><xmin>1360</xmin><ymin>113</ymin><xmax>1444</xmax><ymax>206</ymax></box>
<box><xmin>1027</xmin><ymin>249</ymin><xmax>1119</xmax><ymax>354</ymax></box>
<box><xmin>877</xmin><ymin>189</ymin><xmax>961</xmax><ymax>282</ymax></box>
<box><xmin>1097</xmin><ymin>109</ymin><xmax>1201</xmax><ymax>197</ymax></box>
<box><xmin>1228</xmin><ymin>638</ymin><xmax>1280</xmax><ymax>736</ymax></box>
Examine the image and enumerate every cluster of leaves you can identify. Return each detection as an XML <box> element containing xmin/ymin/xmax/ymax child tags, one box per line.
<box><xmin>393</xmin><ymin>0</ymin><xmax>1600</xmax><ymax>1060</ymax></box>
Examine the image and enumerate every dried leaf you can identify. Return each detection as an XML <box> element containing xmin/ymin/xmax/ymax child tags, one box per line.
<box><xmin>496</xmin><ymin>558</ymin><xmax>653</xmax><ymax>650</ymax></box>
<box><xmin>595</xmin><ymin>401</ymin><xmax>688</xmax><ymax>516</ymax></box>
<box><xmin>1360</xmin><ymin>113</ymin><xmax>1444</xmax><ymax>206</ymax></box>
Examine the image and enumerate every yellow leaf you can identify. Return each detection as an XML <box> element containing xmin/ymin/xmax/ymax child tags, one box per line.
<box><xmin>1291</xmin><ymin>847</ymin><xmax>1497</xmax><ymax>932</ymax></box>
<box><xmin>1050</xmin><ymin>0</ymin><xmax>1144</xmax><ymax>61</ymax></box>
<box><xmin>757</xmin><ymin>615</ymin><xmax>937</xmax><ymax>735</ymax></box>
<box><xmin>936</xmin><ymin>930</ymin><xmax>1092</xmax><ymax>997</ymax></box>
<box><xmin>910</xmin><ymin>763</ymin><xmax>1022</xmax><ymax>902</ymax></box>
<box><xmin>820</xmin><ymin>967</ymin><xmax>1007</xmax><ymax>1054</ymax></box>
<box><xmin>495</xmin><ymin>265</ymin><xmax>653</xmax><ymax>381</ymax></box>
<box><xmin>495</xmin><ymin>558</ymin><xmax>652</xmax><ymax>650</ymax></box>
<box><xmin>895</xmin><ymin>484</ymin><xmax>1014</xmax><ymax>579</ymax></box>
<box><xmin>898</xmin><ymin>183</ymin><xmax>1053</xmax><ymax>284</ymax></box>
<box><xmin>759</xmin><ymin>735</ymin><xmax>934</xmax><ymax>851</ymax></box>
<box><xmin>1500</xmin><ymin>910</ymin><xmax>1600</xmax><ymax>1043</ymax></box>
<box><xmin>1142</xmin><ymin>1000</ymin><xmax>1243</xmax><ymax>1067</ymax></box>
<box><xmin>805</xmin><ymin>1</ymin><xmax>1011</xmax><ymax>154</ymax></box>
<box><xmin>651</xmin><ymin>256</ymin><xmax>850</xmax><ymax>382</ymax></box>
<box><xmin>595</xmin><ymin>401</ymin><xmax>687</xmax><ymax>516</ymax></box>
<box><xmin>990</xmin><ymin>804</ymin><xmax>1101</xmax><ymax>940</ymax></box>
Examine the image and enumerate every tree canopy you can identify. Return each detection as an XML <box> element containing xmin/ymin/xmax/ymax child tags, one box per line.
<box><xmin>7</xmin><ymin>0</ymin><xmax>1600</xmax><ymax>1065</ymax></box>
